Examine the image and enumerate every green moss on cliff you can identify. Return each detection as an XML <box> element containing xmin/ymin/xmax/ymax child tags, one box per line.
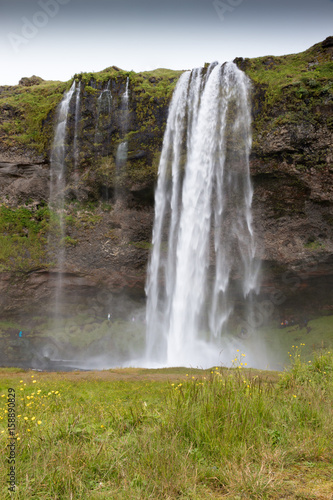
<box><xmin>75</xmin><ymin>66</ymin><xmax>182</xmax><ymax>98</ymax></box>
<box><xmin>0</xmin><ymin>81</ymin><xmax>68</xmax><ymax>156</ymax></box>
<box><xmin>236</xmin><ymin>38</ymin><xmax>333</xmax><ymax>167</ymax></box>
<box><xmin>1</xmin><ymin>39</ymin><xmax>331</xmax><ymax>184</ymax></box>
<box><xmin>240</xmin><ymin>39</ymin><xmax>333</xmax><ymax>100</ymax></box>
<box><xmin>0</xmin><ymin>204</ymin><xmax>50</xmax><ymax>271</ymax></box>
<box><xmin>0</xmin><ymin>67</ymin><xmax>182</xmax><ymax>162</ymax></box>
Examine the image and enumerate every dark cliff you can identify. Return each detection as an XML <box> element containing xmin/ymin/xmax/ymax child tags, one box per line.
<box><xmin>0</xmin><ymin>38</ymin><xmax>332</xmax><ymax>322</ymax></box>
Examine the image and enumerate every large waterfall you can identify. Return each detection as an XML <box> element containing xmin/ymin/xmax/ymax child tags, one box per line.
<box><xmin>145</xmin><ymin>62</ymin><xmax>260</xmax><ymax>367</ymax></box>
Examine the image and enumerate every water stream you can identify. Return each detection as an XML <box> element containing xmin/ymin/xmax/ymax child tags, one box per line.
<box><xmin>145</xmin><ymin>63</ymin><xmax>260</xmax><ymax>367</ymax></box>
<box><xmin>49</xmin><ymin>81</ymin><xmax>76</xmax><ymax>322</ymax></box>
<box><xmin>116</xmin><ymin>77</ymin><xmax>130</xmax><ymax>170</ymax></box>
<box><xmin>94</xmin><ymin>80</ymin><xmax>112</xmax><ymax>157</ymax></box>
<box><xmin>73</xmin><ymin>81</ymin><xmax>81</xmax><ymax>172</ymax></box>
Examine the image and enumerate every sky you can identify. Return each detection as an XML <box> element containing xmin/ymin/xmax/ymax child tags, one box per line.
<box><xmin>0</xmin><ymin>0</ymin><xmax>332</xmax><ymax>85</ymax></box>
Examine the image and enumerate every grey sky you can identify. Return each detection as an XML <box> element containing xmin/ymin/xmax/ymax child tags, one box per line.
<box><xmin>0</xmin><ymin>0</ymin><xmax>332</xmax><ymax>85</ymax></box>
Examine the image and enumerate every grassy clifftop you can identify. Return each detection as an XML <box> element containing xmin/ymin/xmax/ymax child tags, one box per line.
<box><xmin>240</xmin><ymin>37</ymin><xmax>333</xmax><ymax>97</ymax></box>
<box><xmin>0</xmin><ymin>67</ymin><xmax>183</xmax><ymax>160</ymax></box>
<box><xmin>0</xmin><ymin>80</ymin><xmax>67</xmax><ymax>156</ymax></box>
<box><xmin>236</xmin><ymin>37</ymin><xmax>333</xmax><ymax>159</ymax></box>
<box><xmin>0</xmin><ymin>38</ymin><xmax>331</xmax><ymax>164</ymax></box>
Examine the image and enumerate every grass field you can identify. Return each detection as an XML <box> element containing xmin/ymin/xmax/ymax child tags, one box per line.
<box><xmin>0</xmin><ymin>345</ymin><xmax>332</xmax><ymax>499</ymax></box>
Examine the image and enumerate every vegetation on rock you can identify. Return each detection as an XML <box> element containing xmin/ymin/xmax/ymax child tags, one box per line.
<box><xmin>235</xmin><ymin>37</ymin><xmax>333</xmax><ymax>171</ymax></box>
<box><xmin>0</xmin><ymin>203</ymin><xmax>50</xmax><ymax>271</ymax></box>
<box><xmin>0</xmin><ymin>81</ymin><xmax>67</xmax><ymax>156</ymax></box>
<box><xmin>0</xmin><ymin>346</ymin><xmax>332</xmax><ymax>498</ymax></box>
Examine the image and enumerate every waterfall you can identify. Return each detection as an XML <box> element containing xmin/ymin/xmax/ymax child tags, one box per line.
<box><xmin>49</xmin><ymin>81</ymin><xmax>76</xmax><ymax>321</ymax></box>
<box><xmin>115</xmin><ymin>141</ymin><xmax>128</xmax><ymax>167</ymax></box>
<box><xmin>104</xmin><ymin>79</ymin><xmax>112</xmax><ymax>112</ymax></box>
<box><xmin>94</xmin><ymin>80</ymin><xmax>112</xmax><ymax>156</ymax></box>
<box><xmin>73</xmin><ymin>81</ymin><xmax>81</xmax><ymax>173</ymax></box>
<box><xmin>50</xmin><ymin>81</ymin><xmax>76</xmax><ymax>203</ymax></box>
<box><xmin>145</xmin><ymin>62</ymin><xmax>260</xmax><ymax>367</ymax></box>
<box><xmin>116</xmin><ymin>77</ymin><xmax>130</xmax><ymax>170</ymax></box>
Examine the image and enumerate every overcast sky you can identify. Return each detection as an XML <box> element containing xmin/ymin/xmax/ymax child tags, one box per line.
<box><xmin>0</xmin><ymin>0</ymin><xmax>332</xmax><ymax>85</ymax></box>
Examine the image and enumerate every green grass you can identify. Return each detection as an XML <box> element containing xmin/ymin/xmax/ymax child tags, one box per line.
<box><xmin>303</xmin><ymin>240</ymin><xmax>325</xmax><ymax>251</ymax></box>
<box><xmin>0</xmin><ymin>66</ymin><xmax>182</xmax><ymax>160</ymax></box>
<box><xmin>0</xmin><ymin>349</ymin><xmax>332</xmax><ymax>499</ymax></box>
<box><xmin>240</xmin><ymin>38</ymin><xmax>333</xmax><ymax>165</ymax></box>
<box><xmin>0</xmin><ymin>201</ymin><xmax>107</xmax><ymax>271</ymax></box>
<box><xmin>0</xmin><ymin>39</ymin><xmax>331</xmax><ymax>162</ymax></box>
<box><xmin>0</xmin><ymin>80</ymin><xmax>67</xmax><ymax>154</ymax></box>
<box><xmin>128</xmin><ymin>241</ymin><xmax>153</xmax><ymax>250</ymax></box>
<box><xmin>38</xmin><ymin>318</ymin><xmax>145</xmax><ymax>354</ymax></box>
<box><xmin>244</xmin><ymin>41</ymin><xmax>333</xmax><ymax>104</ymax></box>
<box><xmin>0</xmin><ymin>204</ymin><xmax>51</xmax><ymax>271</ymax></box>
<box><xmin>256</xmin><ymin>315</ymin><xmax>333</xmax><ymax>370</ymax></box>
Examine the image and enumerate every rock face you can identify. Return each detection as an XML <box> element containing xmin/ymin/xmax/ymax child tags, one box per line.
<box><xmin>244</xmin><ymin>37</ymin><xmax>333</xmax><ymax>306</ymax></box>
<box><xmin>0</xmin><ymin>39</ymin><xmax>332</xmax><ymax>324</ymax></box>
<box><xmin>0</xmin><ymin>161</ymin><xmax>49</xmax><ymax>205</ymax></box>
<box><xmin>19</xmin><ymin>75</ymin><xmax>44</xmax><ymax>87</ymax></box>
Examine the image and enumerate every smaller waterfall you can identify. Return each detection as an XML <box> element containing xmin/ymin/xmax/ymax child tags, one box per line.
<box><xmin>49</xmin><ymin>81</ymin><xmax>76</xmax><ymax>321</ymax></box>
<box><xmin>50</xmin><ymin>81</ymin><xmax>76</xmax><ymax>203</ymax></box>
<box><xmin>115</xmin><ymin>141</ymin><xmax>128</xmax><ymax>167</ymax></box>
<box><xmin>124</xmin><ymin>76</ymin><xmax>129</xmax><ymax>104</ymax></box>
<box><xmin>116</xmin><ymin>77</ymin><xmax>130</xmax><ymax>170</ymax></box>
<box><xmin>94</xmin><ymin>80</ymin><xmax>112</xmax><ymax>157</ymax></box>
<box><xmin>73</xmin><ymin>81</ymin><xmax>81</xmax><ymax>172</ymax></box>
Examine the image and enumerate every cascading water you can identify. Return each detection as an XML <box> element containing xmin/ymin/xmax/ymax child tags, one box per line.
<box><xmin>73</xmin><ymin>81</ymin><xmax>81</xmax><ymax>172</ymax></box>
<box><xmin>104</xmin><ymin>79</ymin><xmax>112</xmax><ymax>112</ymax></box>
<box><xmin>49</xmin><ymin>81</ymin><xmax>76</xmax><ymax>321</ymax></box>
<box><xmin>145</xmin><ymin>62</ymin><xmax>260</xmax><ymax>368</ymax></box>
<box><xmin>94</xmin><ymin>80</ymin><xmax>112</xmax><ymax>157</ymax></box>
<box><xmin>116</xmin><ymin>77</ymin><xmax>129</xmax><ymax>169</ymax></box>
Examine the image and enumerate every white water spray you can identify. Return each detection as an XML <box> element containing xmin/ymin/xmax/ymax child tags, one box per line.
<box><xmin>73</xmin><ymin>81</ymin><xmax>81</xmax><ymax>172</ymax></box>
<box><xmin>145</xmin><ymin>63</ymin><xmax>260</xmax><ymax>367</ymax></box>
<box><xmin>116</xmin><ymin>77</ymin><xmax>130</xmax><ymax>170</ymax></box>
<box><xmin>49</xmin><ymin>81</ymin><xmax>76</xmax><ymax>320</ymax></box>
<box><xmin>94</xmin><ymin>80</ymin><xmax>112</xmax><ymax>156</ymax></box>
